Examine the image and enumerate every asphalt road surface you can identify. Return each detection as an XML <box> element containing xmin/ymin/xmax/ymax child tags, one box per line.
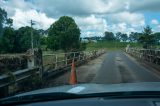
<box><xmin>45</xmin><ymin>51</ymin><xmax>160</xmax><ymax>87</ymax></box>
<box><xmin>93</xmin><ymin>51</ymin><xmax>160</xmax><ymax>84</ymax></box>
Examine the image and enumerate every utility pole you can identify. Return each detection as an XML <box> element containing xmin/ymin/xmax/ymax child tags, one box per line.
<box><xmin>30</xmin><ymin>20</ymin><xmax>35</xmax><ymax>49</ymax></box>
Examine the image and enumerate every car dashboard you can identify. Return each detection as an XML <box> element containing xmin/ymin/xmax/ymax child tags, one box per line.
<box><xmin>20</xmin><ymin>97</ymin><xmax>160</xmax><ymax>106</ymax></box>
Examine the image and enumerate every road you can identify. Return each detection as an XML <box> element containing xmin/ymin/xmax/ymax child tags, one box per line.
<box><xmin>45</xmin><ymin>51</ymin><xmax>160</xmax><ymax>87</ymax></box>
<box><xmin>93</xmin><ymin>51</ymin><xmax>160</xmax><ymax>84</ymax></box>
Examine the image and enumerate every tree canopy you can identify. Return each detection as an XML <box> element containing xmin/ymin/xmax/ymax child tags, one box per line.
<box><xmin>0</xmin><ymin>8</ymin><xmax>13</xmax><ymax>36</ymax></box>
<box><xmin>48</xmin><ymin>16</ymin><xmax>81</xmax><ymax>52</ymax></box>
<box><xmin>115</xmin><ymin>32</ymin><xmax>128</xmax><ymax>42</ymax></box>
<box><xmin>15</xmin><ymin>26</ymin><xmax>41</xmax><ymax>52</ymax></box>
<box><xmin>128</xmin><ymin>32</ymin><xmax>143</xmax><ymax>42</ymax></box>
<box><xmin>139</xmin><ymin>25</ymin><xmax>156</xmax><ymax>48</ymax></box>
<box><xmin>104</xmin><ymin>31</ymin><xmax>115</xmax><ymax>41</ymax></box>
<box><xmin>0</xmin><ymin>26</ymin><xmax>41</xmax><ymax>53</ymax></box>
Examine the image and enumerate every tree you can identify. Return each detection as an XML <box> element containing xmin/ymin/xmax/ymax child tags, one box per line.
<box><xmin>115</xmin><ymin>32</ymin><xmax>128</xmax><ymax>42</ymax></box>
<box><xmin>104</xmin><ymin>31</ymin><xmax>115</xmax><ymax>41</ymax></box>
<box><xmin>0</xmin><ymin>8</ymin><xmax>13</xmax><ymax>36</ymax></box>
<box><xmin>129</xmin><ymin>32</ymin><xmax>143</xmax><ymax>42</ymax></box>
<box><xmin>120</xmin><ymin>33</ymin><xmax>128</xmax><ymax>42</ymax></box>
<box><xmin>0</xmin><ymin>8</ymin><xmax>7</xmax><ymax>37</ymax></box>
<box><xmin>40</xmin><ymin>36</ymin><xmax>48</xmax><ymax>46</ymax></box>
<box><xmin>129</xmin><ymin>32</ymin><xmax>137</xmax><ymax>42</ymax></box>
<box><xmin>139</xmin><ymin>25</ymin><xmax>156</xmax><ymax>48</ymax></box>
<box><xmin>0</xmin><ymin>27</ymin><xmax>16</xmax><ymax>53</ymax></box>
<box><xmin>153</xmin><ymin>32</ymin><xmax>160</xmax><ymax>46</ymax></box>
<box><xmin>11</xmin><ymin>26</ymin><xmax>41</xmax><ymax>53</ymax></box>
<box><xmin>115</xmin><ymin>32</ymin><xmax>122</xmax><ymax>41</ymax></box>
<box><xmin>48</xmin><ymin>16</ymin><xmax>81</xmax><ymax>52</ymax></box>
<box><xmin>0</xmin><ymin>8</ymin><xmax>15</xmax><ymax>53</ymax></box>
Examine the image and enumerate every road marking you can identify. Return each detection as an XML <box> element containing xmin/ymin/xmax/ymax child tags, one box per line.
<box><xmin>67</xmin><ymin>86</ymin><xmax>85</xmax><ymax>93</ymax></box>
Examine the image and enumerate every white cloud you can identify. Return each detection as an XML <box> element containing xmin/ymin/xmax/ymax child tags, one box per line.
<box><xmin>33</xmin><ymin>0</ymin><xmax>127</xmax><ymax>17</ymax></box>
<box><xmin>82</xmin><ymin>31</ymin><xmax>103</xmax><ymax>37</ymax></box>
<box><xmin>117</xmin><ymin>23</ymin><xmax>127</xmax><ymax>32</ymax></box>
<box><xmin>151</xmin><ymin>19</ymin><xmax>159</xmax><ymax>25</ymax></box>
<box><xmin>11</xmin><ymin>9</ymin><xmax>55</xmax><ymax>29</ymax></box>
<box><xmin>1</xmin><ymin>0</ymin><xmax>160</xmax><ymax>37</ymax></box>
<box><xmin>34</xmin><ymin>0</ymin><xmax>160</xmax><ymax>16</ymax></box>
<box><xmin>109</xmin><ymin>23</ymin><xmax>126</xmax><ymax>33</ymax></box>
<box><xmin>125</xmin><ymin>2</ymin><xmax>130</xmax><ymax>10</ymax></box>
<box><xmin>75</xmin><ymin>15</ymin><xmax>103</xmax><ymax>26</ymax></box>
<box><xmin>128</xmin><ymin>28</ymin><xmax>137</xmax><ymax>32</ymax></box>
<box><xmin>0</xmin><ymin>0</ymin><xmax>34</xmax><ymax>16</ymax></box>
<box><xmin>74</xmin><ymin>15</ymin><xmax>108</xmax><ymax>37</ymax></box>
<box><xmin>108</xmin><ymin>22</ymin><xmax>142</xmax><ymax>35</ymax></box>
<box><xmin>129</xmin><ymin>0</ymin><xmax>160</xmax><ymax>12</ymax></box>
<box><xmin>108</xmin><ymin>11</ymin><xmax>145</xmax><ymax>27</ymax></box>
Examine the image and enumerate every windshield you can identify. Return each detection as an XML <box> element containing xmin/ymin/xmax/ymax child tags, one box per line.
<box><xmin>0</xmin><ymin>0</ymin><xmax>160</xmax><ymax>99</ymax></box>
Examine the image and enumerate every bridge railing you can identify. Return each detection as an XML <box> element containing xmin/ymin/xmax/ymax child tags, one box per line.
<box><xmin>126</xmin><ymin>47</ymin><xmax>160</xmax><ymax>65</ymax></box>
<box><xmin>42</xmin><ymin>50</ymin><xmax>106</xmax><ymax>76</ymax></box>
<box><xmin>0</xmin><ymin>49</ymin><xmax>106</xmax><ymax>97</ymax></box>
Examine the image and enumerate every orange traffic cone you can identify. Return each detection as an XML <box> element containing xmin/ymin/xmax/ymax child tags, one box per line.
<box><xmin>69</xmin><ymin>60</ymin><xmax>77</xmax><ymax>85</ymax></box>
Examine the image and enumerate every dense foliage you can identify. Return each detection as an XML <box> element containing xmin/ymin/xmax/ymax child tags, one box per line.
<box><xmin>48</xmin><ymin>16</ymin><xmax>81</xmax><ymax>52</ymax></box>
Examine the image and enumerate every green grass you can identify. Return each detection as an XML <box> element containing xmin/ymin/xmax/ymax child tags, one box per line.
<box><xmin>86</xmin><ymin>41</ymin><xmax>143</xmax><ymax>51</ymax></box>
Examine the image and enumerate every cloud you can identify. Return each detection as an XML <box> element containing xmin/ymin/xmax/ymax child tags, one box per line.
<box><xmin>75</xmin><ymin>15</ymin><xmax>107</xmax><ymax>31</ymax></box>
<box><xmin>107</xmin><ymin>11</ymin><xmax>145</xmax><ymax>27</ymax></box>
<box><xmin>129</xmin><ymin>0</ymin><xmax>160</xmax><ymax>12</ymax></box>
<box><xmin>25</xmin><ymin>0</ymin><xmax>138</xmax><ymax>18</ymax></box>
<box><xmin>75</xmin><ymin>15</ymin><xmax>107</xmax><ymax>37</ymax></box>
<box><xmin>151</xmin><ymin>19</ymin><xmax>159</xmax><ymax>25</ymax></box>
<box><xmin>1</xmin><ymin>0</ymin><xmax>160</xmax><ymax>37</ymax></box>
<box><xmin>33</xmin><ymin>0</ymin><xmax>160</xmax><ymax>17</ymax></box>
<box><xmin>109</xmin><ymin>23</ymin><xmax>127</xmax><ymax>33</ymax></box>
<box><xmin>108</xmin><ymin>22</ymin><xmax>142</xmax><ymax>35</ymax></box>
<box><xmin>1</xmin><ymin>0</ymin><xmax>160</xmax><ymax>17</ymax></box>
<box><xmin>11</xmin><ymin>9</ymin><xmax>55</xmax><ymax>29</ymax></box>
<box><xmin>0</xmin><ymin>0</ymin><xmax>35</xmax><ymax>16</ymax></box>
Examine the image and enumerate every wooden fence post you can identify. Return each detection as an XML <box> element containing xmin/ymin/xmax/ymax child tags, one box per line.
<box><xmin>27</xmin><ymin>49</ymin><xmax>35</xmax><ymax>69</ymax></box>
<box><xmin>55</xmin><ymin>55</ymin><xmax>57</xmax><ymax>69</ymax></box>
<box><xmin>65</xmin><ymin>55</ymin><xmax>68</xmax><ymax>66</ymax></box>
<box><xmin>26</xmin><ymin>49</ymin><xmax>43</xmax><ymax>78</ymax></box>
<box><xmin>73</xmin><ymin>52</ymin><xmax>76</xmax><ymax>61</ymax></box>
<box><xmin>37</xmin><ymin>49</ymin><xmax>43</xmax><ymax>78</ymax></box>
<box><xmin>79</xmin><ymin>53</ymin><xmax>81</xmax><ymax>61</ymax></box>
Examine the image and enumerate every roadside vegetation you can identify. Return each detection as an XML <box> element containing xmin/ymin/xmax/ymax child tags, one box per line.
<box><xmin>86</xmin><ymin>41</ymin><xmax>143</xmax><ymax>51</ymax></box>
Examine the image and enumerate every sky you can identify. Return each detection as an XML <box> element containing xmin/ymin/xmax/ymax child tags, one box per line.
<box><xmin>0</xmin><ymin>0</ymin><xmax>160</xmax><ymax>37</ymax></box>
